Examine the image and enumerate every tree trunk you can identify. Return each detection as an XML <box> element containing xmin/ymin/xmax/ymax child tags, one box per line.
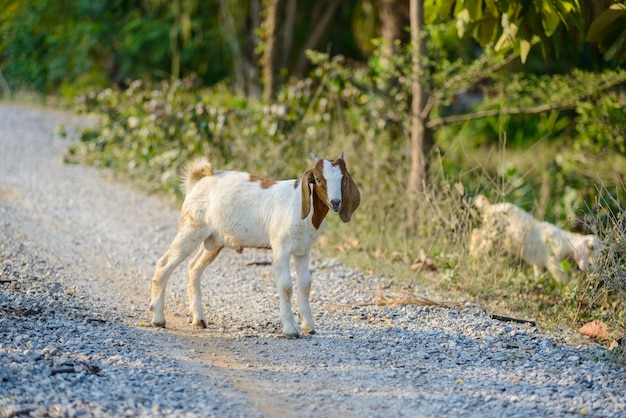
<box><xmin>218</xmin><ymin>0</ymin><xmax>247</xmax><ymax>95</ymax></box>
<box><xmin>218</xmin><ymin>0</ymin><xmax>261</xmax><ymax>98</ymax></box>
<box><xmin>169</xmin><ymin>0</ymin><xmax>182</xmax><ymax>81</ymax></box>
<box><xmin>246</xmin><ymin>0</ymin><xmax>262</xmax><ymax>98</ymax></box>
<box><xmin>279</xmin><ymin>0</ymin><xmax>298</xmax><ymax>73</ymax></box>
<box><xmin>294</xmin><ymin>0</ymin><xmax>342</xmax><ymax>79</ymax></box>
<box><xmin>262</xmin><ymin>0</ymin><xmax>284</xmax><ymax>101</ymax></box>
<box><xmin>375</xmin><ymin>0</ymin><xmax>409</xmax><ymax>61</ymax></box>
<box><xmin>407</xmin><ymin>0</ymin><xmax>433</xmax><ymax>232</ymax></box>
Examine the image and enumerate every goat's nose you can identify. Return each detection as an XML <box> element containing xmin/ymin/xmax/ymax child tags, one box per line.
<box><xmin>330</xmin><ymin>199</ymin><xmax>341</xmax><ymax>212</ymax></box>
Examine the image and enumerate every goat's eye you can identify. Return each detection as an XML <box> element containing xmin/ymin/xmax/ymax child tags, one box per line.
<box><xmin>588</xmin><ymin>243</ymin><xmax>595</xmax><ymax>250</ymax></box>
<box><xmin>315</xmin><ymin>177</ymin><xmax>322</xmax><ymax>185</ymax></box>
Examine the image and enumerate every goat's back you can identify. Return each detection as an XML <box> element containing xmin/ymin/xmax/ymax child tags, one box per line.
<box><xmin>181</xmin><ymin>170</ymin><xmax>314</xmax><ymax>250</ymax></box>
<box><xmin>479</xmin><ymin>202</ymin><xmax>544</xmax><ymax>257</ymax></box>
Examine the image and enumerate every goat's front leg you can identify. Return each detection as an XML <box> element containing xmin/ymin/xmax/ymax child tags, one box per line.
<box><xmin>532</xmin><ymin>263</ymin><xmax>543</xmax><ymax>278</ymax></box>
<box><xmin>294</xmin><ymin>253</ymin><xmax>315</xmax><ymax>335</ymax></box>
<box><xmin>546</xmin><ymin>258</ymin><xmax>568</xmax><ymax>282</ymax></box>
<box><xmin>273</xmin><ymin>248</ymin><xmax>299</xmax><ymax>338</ymax></box>
<box><xmin>187</xmin><ymin>246</ymin><xmax>222</xmax><ymax>328</ymax></box>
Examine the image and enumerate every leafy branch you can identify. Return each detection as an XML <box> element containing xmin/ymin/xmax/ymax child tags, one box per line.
<box><xmin>422</xmin><ymin>48</ymin><xmax>522</xmax><ymax>120</ymax></box>
<box><xmin>426</xmin><ymin>69</ymin><xmax>626</xmax><ymax>129</ymax></box>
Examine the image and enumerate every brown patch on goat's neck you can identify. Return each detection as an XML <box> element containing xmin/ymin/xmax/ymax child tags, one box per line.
<box><xmin>293</xmin><ymin>179</ymin><xmax>300</xmax><ymax>189</ymax></box>
<box><xmin>249</xmin><ymin>174</ymin><xmax>277</xmax><ymax>189</ymax></box>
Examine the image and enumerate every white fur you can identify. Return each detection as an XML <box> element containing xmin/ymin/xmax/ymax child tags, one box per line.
<box><xmin>470</xmin><ymin>195</ymin><xmax>601</xmax><ymax>281</ymax></box>
<box><xmin>149</xmin><ymin>153</ymin><xmax>360</xmax><ymax>338</ymax></box>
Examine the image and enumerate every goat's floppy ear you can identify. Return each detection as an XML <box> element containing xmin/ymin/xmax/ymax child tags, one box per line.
<box><xmin>301</xmin><ymin>169</ymin><xmax>315</xmax><ymax>219</ymax></box>
<box><xmin>339</xmin><ymin>170</ymin><xmax>360</xmax><ymax>223</ymax></box>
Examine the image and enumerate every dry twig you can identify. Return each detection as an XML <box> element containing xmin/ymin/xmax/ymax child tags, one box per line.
<box><xmin>327</xmin><ymin>289</ymin><xmax>464</xmax><ymax>309</ymax></box>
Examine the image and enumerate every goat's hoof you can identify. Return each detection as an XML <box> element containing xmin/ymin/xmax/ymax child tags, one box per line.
<box><xmin>193</xmin><ymin>319</ymin><xmax>207</xmax><ymax>329</ymax></box>
<box><xmin>301</xmin><ymin>327</ymin><xmax>315</xmax><ymax>335</ymax></box>
<box><xmin>283</xmin><ymin>327</ymin><xmax>300</xmax><ymax>340</ymax></box>
<box><xmin>151</xmin><ymin>320</ymin><xmax>166</xmax><ymax>328</ymax></box>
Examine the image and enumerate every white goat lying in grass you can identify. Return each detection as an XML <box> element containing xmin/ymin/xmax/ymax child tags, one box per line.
<box><xmin>150</xmin><ymin>153</ymin><xmax>360</xmax><ymax>338</ymax></box>
<box><xmin>470</xmin><ymin>195</ymin><xmax>601</xmax><ymax>282</ymax></box>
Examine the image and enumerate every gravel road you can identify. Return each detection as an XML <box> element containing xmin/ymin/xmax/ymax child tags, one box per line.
<box><xmin>1</xmin><ymin>103</ymin><xmax>625</xmax><ymax>417</ymax></box>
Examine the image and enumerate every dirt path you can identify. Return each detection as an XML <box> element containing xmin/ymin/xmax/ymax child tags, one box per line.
<box><xmin>0</xmin><ymin>103</ymin><xmax>298</xmax><ymax>416</ymax></box>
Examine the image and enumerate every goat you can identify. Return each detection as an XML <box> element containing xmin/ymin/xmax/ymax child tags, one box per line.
<box><xmin>470</xmin><ymin>195</ymin><xmax>601</xmax><ymax>282</ymax></box>
<box><xmin>149</xmin><ymin>153</ymin><xmax>360</xmax><ymax>338</ymax></box>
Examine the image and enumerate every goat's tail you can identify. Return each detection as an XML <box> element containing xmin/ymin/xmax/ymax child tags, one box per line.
<box><xmin>473</xmin><ymin>194</ymin><xmax>491</xmax><ymax>213</ymax></box>
<box><xmin>181</xmin><ymin>158</ymin><xmax>213</xmax><ymax>195</ymax></box>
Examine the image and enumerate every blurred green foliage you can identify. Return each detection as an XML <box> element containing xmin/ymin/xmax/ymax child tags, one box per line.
<box><xmin>0</xmin><ymin>0</ymin><xmax>230</xmax><ymax>94</ymax></box>
<box><xmin>426</xmin><ymin>0</ymin><xmax>581</xmax><ymax>63</ymax></box>
<box><xmin>587</xmin><ymin>3</ymin><xmax>626</xmax><ymax>62</ymax></box>
<box><xmin>1</xmin><ymin>0</ymin><xmax>623</xmax><ymax>98</ymax></box>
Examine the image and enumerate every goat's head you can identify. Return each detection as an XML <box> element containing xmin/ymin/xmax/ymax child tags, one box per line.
<box><xmin>573</xmin><ymin>234</ymin><xmax>602</xmax><ymax>271</ymax></box>
<box><xmin>472</xmin><ymin>195</ymin><xmax>491</xmax><ymax>214</ymax></box>
<box><xmin>301</xmin><ymin>152</ymin><xmax>361</xmax><ymax>229</ymax></box>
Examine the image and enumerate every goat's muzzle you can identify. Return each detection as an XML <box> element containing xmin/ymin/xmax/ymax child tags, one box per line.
<box><xmin>330</xmin><ymin>199</ymin><xmax>341</xmax><ymax>212</ymax></box>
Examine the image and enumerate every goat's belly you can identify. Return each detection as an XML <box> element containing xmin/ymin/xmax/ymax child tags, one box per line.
<box><xmin>217</xmin><ymin>227</ymin><xmax>271</xmax><ymax>250</ymax></box>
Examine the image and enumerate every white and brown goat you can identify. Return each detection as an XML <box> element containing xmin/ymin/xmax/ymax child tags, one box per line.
<box><xmin>149</xmin><ymin>153</ymin><xmax>360</xmax><ymax>338</ymax></box>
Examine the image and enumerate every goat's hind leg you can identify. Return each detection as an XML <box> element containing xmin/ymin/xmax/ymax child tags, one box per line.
<box><xmin>187</xmin><ymin>244</ymin><xmax>222</xmax><ymax>328</ymax></box>
<box><xmin>150</xmin><ymin>226</ymin><xmax>208</xmax><ymax>327</ymax></box>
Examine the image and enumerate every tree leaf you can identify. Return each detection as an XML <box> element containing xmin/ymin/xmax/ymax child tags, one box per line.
<box><xmin>559</xmin><ymin>0</ymin><xmax>579</xmax><ymax>14</ymax></box>
<box><xmin>541</xmin><ymin>1</ymin><xmax>560</xmax><ymax>37</ymax></box>
<box><xmin>465</xmin><ymin>0</ymin><xmax>483</xmax><ymax>21</ymax></box>
<box><xmin>579</xmin><ymin>320</ymin><xmax>609</xmax><ymax>341</ymax></box>
<box><xmin>456</xmin><ymin>9</ymin><xmax>471</xmax><ymax>38</ymax></box>
<box><xmin>484</xmin><ymin>0</ymin><xmax>499</xmax><ymax>16</ymax></box>
<box><xmin>436</xmin><ymin>0</ymin><xmax>456</xmax><ymax>21</ymax></box>
<box><xmin>519</xmin><ymin>38</ymin><xmax>531</xmax><ymax>63</ymax></box>
<box><xmin>603</xmin><ymin>28</ymin><xmax>626</xmax><ymax>62</ymax></box>
<box><xmin>424</xmin><ymin>0</ymin><xmax>439</xmax><ymax>24</ymax></box>
<box><xmin>477</xmin><ymin>16</ymin><xmax>499</xmax><ymax>45</ymax></box>
<box><xmin>495</xmin><ymin>15</ymin><xmax>518</xmax><ymax>51</ymax></box>
<box><xmin>587</xmin><ymin>4</ymin><xmax>626</xmax><ymax>43</ymax></box>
